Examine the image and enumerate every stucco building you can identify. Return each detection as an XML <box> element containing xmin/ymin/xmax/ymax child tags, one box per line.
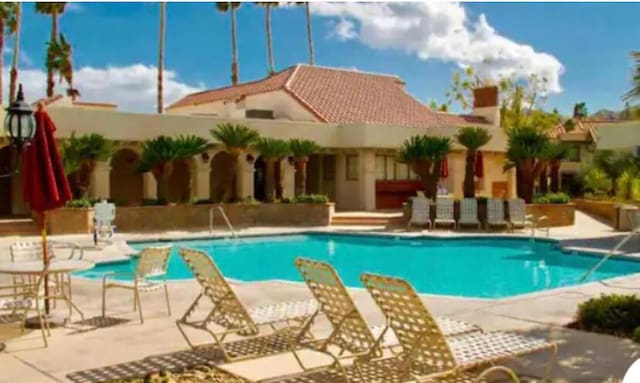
<box><xmin>0</xmin><ymin>64</ymin><xmax>515</xmax><ymax>216</ymax></box>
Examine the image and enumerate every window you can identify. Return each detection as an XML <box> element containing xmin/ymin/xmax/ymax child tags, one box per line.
<box><xmin>564</xmin><ymin>144</ymin><xmax>581</xmax><ymax>162</ymax></box>
<box><xmin>396</xmin><ymin>162</ymin><xmax>409</xmax><ymax>180</ymax></box>
<box><xmin>245</xmin><ymin>109</ymin><xmax>274</xmax><ymax>119</ymax></box>
<box><xmin>375</xmin><ymin>156</ymin><xmax>386</xmax><ymax>180</ymax></box>
<box><xmin>346</xmin><ymin>155</ymin><xmax>359</xmax><ymax>180</ymax></box>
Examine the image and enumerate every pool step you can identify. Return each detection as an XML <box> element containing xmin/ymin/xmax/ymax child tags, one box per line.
<box><xmin>0</xmin><ymin>217</ymin><xmax>40</xmax><ymax>236</ymax></box>
<box><xmin>331</xmin><ymin>216</ymin><xmax>405</xmax><ymax>227</ymax></box>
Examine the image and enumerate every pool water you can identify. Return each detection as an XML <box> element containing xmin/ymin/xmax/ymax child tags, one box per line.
<box><xmin>77</xmin><ymin>234</ymin><xmax>640</xmax><ymax>298</ymax></box>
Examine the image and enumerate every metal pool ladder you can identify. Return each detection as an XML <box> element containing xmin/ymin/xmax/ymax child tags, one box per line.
<box><xmin>209</xmin><ymin>206</ymin><xmax>238</xmax><ymax>240</ymax></box>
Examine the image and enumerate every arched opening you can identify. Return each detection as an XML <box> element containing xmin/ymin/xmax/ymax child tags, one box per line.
<box><xmin>109</xmin><ymin>148</ymin><xmax>143</xmax><ymax>206</ymax></box>
<box><xmin>168</xmin><ymin>158</ymin><xmax>192</xmax><ymax>203</ymax></box>
<box><xmin>210</xmin><ymin>151</ymin><xmax>234</xmax><ymax>203</ymax></box>
<box><xmin>253</xmin><ymin>156</ymin><xmax>266</xmax><ymax>202</ymax></box>
<box><xmin>0</xmin><ymin>146</ymin><xmax>14</xmax><ymax>215</ymax></box>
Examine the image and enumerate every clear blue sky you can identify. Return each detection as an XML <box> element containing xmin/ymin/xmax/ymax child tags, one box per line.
<box><xmin>12</xmin><ymin>2</ymin><xmax>640</xmax><ymax>114</ymax></box>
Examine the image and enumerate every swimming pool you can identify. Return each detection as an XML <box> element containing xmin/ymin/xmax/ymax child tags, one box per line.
<box><xmin>77</xmin><ymin>234</ymin><xmax>640</xmax><ymax>298</ymax></box>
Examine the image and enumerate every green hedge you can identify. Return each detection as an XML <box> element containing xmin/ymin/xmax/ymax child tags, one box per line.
<box><xmin>576</xmin><ymin>294</ymin><xmax>640</xmax><ymax>340</ymax></box>
<box><xmin>533</xmin><ymin>192</ymin><xmax>570</xmax><ymax>204</ymax></box>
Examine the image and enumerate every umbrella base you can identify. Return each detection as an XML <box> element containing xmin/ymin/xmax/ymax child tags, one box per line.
<box><xmin>24</xmin><ymin>314</ymin><xmax>68</xmax><ymax>329</ymax></box>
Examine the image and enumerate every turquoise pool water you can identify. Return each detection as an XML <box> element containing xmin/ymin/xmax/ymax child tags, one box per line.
<box><xmin>77</xmin><ymin>234</ymin><xmax>640</xmax><ymax>298</ymax></box>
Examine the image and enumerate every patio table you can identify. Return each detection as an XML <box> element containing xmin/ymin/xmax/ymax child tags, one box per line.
<box><xmin>0</xmin><ymin>260</ymin><xmax>94</xmax><ymax>323</ymax></box>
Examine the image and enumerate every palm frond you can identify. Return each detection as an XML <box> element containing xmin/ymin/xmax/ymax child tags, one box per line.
<box><xmin>254</xmin><ymin>138</ymin><xmax>289</xmax><ymax>159</ymax></box>
<box><xmin>210</xmin><ymin>123</ymin><xmax>259</xmax><ymax>149</ymax></box>
<box><xmin>455</xmin><ymin>126</ymin><xmax>491</xmax><ymax>150</ymax></box>
<box><xmin>289</xmin><ymin>139</ymin><xmax>319</xmax><ymax>158</ymax></box>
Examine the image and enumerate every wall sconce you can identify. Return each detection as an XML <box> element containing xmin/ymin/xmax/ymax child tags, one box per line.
<box><xmin>246</xmin><ymin>153</ymin><xmax>255</xmax><ymax>164</ymax></box>
<box><xmin>287</xmin><ymin>156</ymin><xmax>295</xmax><ymax>166</ymax></box>
<box><xmin>201</xmin><ymin>152</ymin><xmax>210</xmax><ymax>163</ymax></box>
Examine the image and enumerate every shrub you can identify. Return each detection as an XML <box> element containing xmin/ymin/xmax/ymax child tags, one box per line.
<box><xmin>238</xmin><ymin>196</ymin><xmax>260</xmax><ymax>205</ymax></box>
<box><xmin>633</xmin><ymin>327</ymin><xmax>640</xmax><ymax>344</ymax></box>
<box><xmin>293</xmin><ymin>194</ymin><xmax>329</xmax><ymax>204</ymax></box>
<box><xmin>278</xmin><ymin>197</ymin><xmax>293</xmax><ymax>204</ymax></box>
<box><xmin>582</xmin><ymin>168</ymin><xmax>612</xmax><ymax>197</ymax></box>
<box><xmin>141</xmin><ymin>198</ymin><xmax>168</xmax><ymax>206</ymax></box>
<box><xmin>191</xmin><ymin>199</ymin><xmax>213</xmax><ymax>205</ymax></box>
<box><xmin>65</xmin><ymin>199</ymin><xmax>94</xmax><ymax>208</ymax></box>
<box><xmin>576</xmin><ymin>294</ymin><xmax>640</xmax><ymax>337</ymax></box>
<box><xmin>533</xmin><ymin>192</ymin><xmax>570</xmax><ymax>204</ymax></box>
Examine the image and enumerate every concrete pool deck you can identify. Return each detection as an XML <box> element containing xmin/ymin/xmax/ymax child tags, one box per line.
<box><xmin>1</xmin><ymin>211</ymin><xmax>640</xmax><ymax>382</ymax></box>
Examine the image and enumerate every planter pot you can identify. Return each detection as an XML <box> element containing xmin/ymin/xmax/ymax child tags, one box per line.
<box><xmin>47</xmin><ymin>208</ymin><xmax>95</xmax><ymax>235</ymax></box>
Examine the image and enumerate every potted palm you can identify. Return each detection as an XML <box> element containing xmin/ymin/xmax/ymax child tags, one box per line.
<box><xmin>455</xmin><ymin>126</ymin><xmax>490</xmax><ymax>198</ymax></box>
<box><xmin>397</xmin><ymin>135</ymin><xmax>451</xmax><ymax>199</ymax></box>
<box><xmin>210</xmin><ymin>123</ymin><xmax>259</xmax><ymax>202</ymax></box>
<box><xmin>289</xmin><ymin>139</ymin><xmax>320</xmax><ymax>196</ymax></box>
<box><xmin>61</xmin><ymin>132</ymin><xmax>112</xmax><ymax>199</ymax></box>
<box><xmin>254</xmin><ymin>138</ymin><xmax>290</xmax><ymax>202</ymax></box>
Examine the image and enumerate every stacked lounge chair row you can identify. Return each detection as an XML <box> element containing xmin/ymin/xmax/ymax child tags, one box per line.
<box><xmin>410</xmin><ymin>197</ymin><xmax>543</xmax><ymax>231</ymax></box>
<box><xmin>175</xmin><ymin>248</ymin><xmax>557</xmax><ymax>383</ymax></box>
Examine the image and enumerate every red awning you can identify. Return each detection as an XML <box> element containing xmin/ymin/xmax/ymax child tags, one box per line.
<box><xmin>475</xmin><ymin>151</ymin><xmax>484</xmax><ymax>178</ymax></box>
<box><xmin>440</xmin><ymin>157</ymin><xmax>449</xmax><ymax>178</ymax></box>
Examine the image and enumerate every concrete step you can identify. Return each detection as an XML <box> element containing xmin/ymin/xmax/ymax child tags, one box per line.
<box><xmin>0</xmin><ymin>218</ymin><xmax>40</xmax><ymax>236</ymax></box>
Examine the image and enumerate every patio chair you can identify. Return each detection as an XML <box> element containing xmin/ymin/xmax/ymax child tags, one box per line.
<box><xmin>486</xmin><ymin>198</ymin><xmax>508</xmax><ymax>231</ymax></box>
<box><xmin>176</xmin><ymin>248</ymin><xmax>320</xmax><ymax>362</ymax></box>
<box><xmin>359</xmin><ymin>273</ymin><xmax>557</xmax><ymax>383</ymax></box>
<box><xmin>434</xmin><ymin>197</ymin><xmax>456</xmax><ymax>229</ymax></box>
<box><xmin>101</xmin><ymin>246</ymin><xmax>172</xmax><ymax>324</ymax></box>
<box><xmin>288</xmin><ymin>258</ymin><xmax>481</xmax><ymax>380</ymax></box>
<box><xmin>93</xmin><ymin>200</ymin><xmax>116</xmax><ymax>245</ymax></box>
<box><xmin>408</xmin><ymin>197</ymin><xmax>431</xmax><ymax>229</ymax></box>
<box><xmin>457</xmin><ymin>198</ymin><xmax>481</xmax><ymax>230</ymax></box>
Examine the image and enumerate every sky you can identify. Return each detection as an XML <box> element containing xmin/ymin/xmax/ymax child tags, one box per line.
<box><xmin>7</xmin><ymin>1</ymin><xmax>639</xmax><ymax>115</ymax></box>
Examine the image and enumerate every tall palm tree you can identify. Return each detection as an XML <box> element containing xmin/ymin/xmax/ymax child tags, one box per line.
<box><xmin>48</xmin><ymin>33</ymin><xmax>78</xmax><ymax>99</ymax></box>
<box><xmin>35</xmin><ymin>2</ymin><xmax>66</xmax><ymax>98</ymax></box>
<box><xmin>289</xmin><ymin>138</ymin><xmax>319</xmax><ymax>196</ymax></box>
<box><xmin>254</xmin><ymin>138</ymin><xmax>289</xmax><ymax>202</ymax></box>
<box><xmin>158</xmin><ymin>2</ymin><xmax>166</xmax><ymax>113</ymax></box>
<box><xmin>216</xmin><ymin>2</ymin><xmax>241</xmax><ymax>85</ymax></box>
<box><xmin>0</xmin><ymin>3</ymin><xmax>17</xmax><ymax>105</ymax></box>
<box><xmin>294</xmin><ymin>2</ymin><xmax>314</xmax><ymax>65</ymax></box>
<box><xmin>455</xmin><ymin>127</ymin><xmax>491</xmax><ymax>198</ymax></box>
<box><xmin>624</xmin><ymin>51</ymin><xmax>640</xmax><ymax>102</ymax></box>
<box><xmin>545</xmin><ymin>141</ymin><xmax>568</xmax><ymax>193</ymax></box>
<box><xmin>61</xmin><ymin>132</ymin><xmax>113</xmax><ymax>199</ymax></box>
<box><xmin>210</xmin><ymin>123</ymin><xmax>260</xmax><ymax>202</ymax></box>
<box><xmin>505</xmin><ymin>125</ymin><xmax>550</xmax><ymax>203</ymax></box>
<box><xmin>9</xmin><ymin>2</ymin><xmax>20</xmax><ymax>103</ymax></box>
<box><xmin>256</xmin><ymin>2</ymin><xmax>278</xmax><ymax>76</ymax></box>
<box><xmin>398</xmin><ymin>135</ymin><xmax>451</xmax><ymax>200</ymax></box>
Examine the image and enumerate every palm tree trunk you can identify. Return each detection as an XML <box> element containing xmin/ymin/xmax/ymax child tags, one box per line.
<box><xmin>305</xmin><ymin>3</ymin><xmax>314</xmax><ymax>65</ymax></box>
<box><xmin>0</xmin><ymin>19</ymin><xmax>5</xmax><ymax>105</ymax></box>
<box><xmin>425</xmin><ymin>159</ymin><xmax>441</xmax><ymax>200</ymax></box>
<box><xmin>539</xmin><ymin>165</ymin><xmax>548</xmax><ymax>194</ymax></box>
<box><xmin>153</xmin><ymin>162</ymin><xmax>173</xmax><ymax>203</ymax></box>
<box><xmin>9</xmin><ymin>3</ymin><xmax>20</xmax><ymax>103</ymax></box>
<box><xmin>46</xmin><ymin>12</ymin><xmax>58</xmax><ymax>98</ymax></box>
<box><xmin>265</xmin><ymin>5</ymin><xmax>275</xmax><ymax>76</ymax></box>
<box><xmin>295</xmin><ymin>158</ymin><xmax>307</xmax><ymax>196</ymax></box>
<box><xmin>265</xmin><ymin>158</ymin><xmax>275</xmax><ymax>202</ymax></box>
<box><xmin>550</xmin><ymin>160</ymin><xmax>561</xmax><ymax>193</ymax></box>
<box><xmin>463</xmin><ymin>149</ymin><xmax>476</xmax><ymax>198</ymax></box>
<box><xmin>225</xmin><ymin>152</ymin><xmax>239</xmax><ymax>202</ymax></box>
<box><xmin>230</xmin><ymin>6</ymin><xmax>239</xmax><ymax>85</ymax></box>
<box><xmin>157</xmin><ymin>2</ymin><xmax>166</xmax><ymax>114</ymax></box>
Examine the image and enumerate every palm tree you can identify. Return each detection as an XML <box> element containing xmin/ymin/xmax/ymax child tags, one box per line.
<box><xmin>210</xmin><ymin>123</ymin><xmax>260</xmax><ymax>201</ymax></box>
<box><xmin>61</xmin><ymin>132</ymin><xmax>113</xmax><ymax>199</ymax></box>
<box><xmin>398</xmin><ymin>135</ymin><xmax>451</xmax><ymax>199</ymax></box>
<box><xmin>157</xmin><ymin>2</ymin><xmax>166</xmax><ymax>113</ymax></box>
<box><xmin>256</xmin><ymin>2</ymin><xmax>278</xmax><ymax>76</ymax></box>
<box><xmin>289</xmin><ymin>138</ymin><xmax>319</xmax><ymax>196</ymax></box>
<box><xmin>293</xmin><ymin>2</ymin><xmax>314</xmax><ymax>65</ymax></box>
<box><xmin>455</xmin><ymin>127</ymin><xmax>491</xmax><ymax>198</ymax></box>
<box><xmin>254</xmin><ymin>138</ymin><xmax>289</xmax><ymax>202</ymax></box>
<box><xmin>9</xmin><ymin>2</ymin><xmax>20</xmax><ymax>102</ymax></box>
<box><xmin>48</xmin><ymin>33</ymin><xmax>78</xmax><ymax>100</ymax></box>
<box><xmin>505</xmin><ymin>125</ymin><xmax>550</xmax><ymax>203</ymax></box>
<box><xmin>216</xmin><ymin>2</ymin><xmax>241</xmax><ymax>85</ymax></box>
<box><xmin>0</xmin><ymin>3</ymin><xmax>17</xmax><ymax>105</ymax></box>
<box><xmin>35</xmin><ymin>2</ymin><xmax>66</xmax><ymax>98</ymax></box>
<box><xmin>593</xmin><ymin>150</ymin><xmax>637</xmax><ymax>197</ymax></box>
<box><xmin>623</xmin><ymin>51</ymin><xmax>640</xmax><ymax>102</ymax></box>
<box><xmin>174</xmin><ymin>134</ymin><xmax>209</xmax><ymax>201</ymax></box>
<box><xmin>545</xmin><ymin>141</ymin><xmax>568</xmax><ymax>193</ymax></box>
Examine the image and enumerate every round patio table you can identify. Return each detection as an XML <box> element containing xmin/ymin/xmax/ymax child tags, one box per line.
<box><xmin>0</xmin><ymin>260</ymin><xmax>95</xmax><ymax>325</ymax></box>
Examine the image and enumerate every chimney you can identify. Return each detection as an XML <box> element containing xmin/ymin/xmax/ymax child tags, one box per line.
<box><xmin>471</xmin><ymin>86</ymin><xmax>500</xmax><ymax>127</ymax></box>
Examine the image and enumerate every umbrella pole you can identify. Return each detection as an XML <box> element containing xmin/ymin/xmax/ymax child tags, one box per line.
<box><xmin>42</xmin><ymin>211</ymin><xmax>50</xmax><ymax>315</ymax></box>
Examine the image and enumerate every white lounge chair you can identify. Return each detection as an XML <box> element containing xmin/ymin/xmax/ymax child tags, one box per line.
<box><xmin>93</xmin><ymin>200</ymin><xmax>116</xmax><ymax>244</ymax></box>
<box><xmin>507</xmin><ymin>198</ymin><xmax>529</xmax><ymax>231</ymax></box>
<box><xmin>434</xmin><ymin>197</ymin><xmax>456</xmax><ymax>229</ymax></box>
<box><xmin>408</xmin><ymin>197</ymin><xmax>431</xmax><ymax>229</ymax></box>
<box><xmin>486</xmin><ymin>198</ymin><xmax>508</xmax><ymax>231</ymax></box>
<box><xmin>458</xmin><ymin>198</ymin><xmax>481</xmax><ymax>230</ymax></box>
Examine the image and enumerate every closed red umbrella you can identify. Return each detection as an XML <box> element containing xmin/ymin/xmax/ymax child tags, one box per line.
<box><xmin>21</xmin><ymin>105</ymin><xmax>72</xmax><ymax>314</ymax></box>
<box><xmin>440</xmin><ymin>157</ymin><xmax>449</xmax><ymax>178</ymax></box>
<box><xmin>475</xmin><ymin>151</ymin><xmax>484</xmax><ymax>178</ymax></box>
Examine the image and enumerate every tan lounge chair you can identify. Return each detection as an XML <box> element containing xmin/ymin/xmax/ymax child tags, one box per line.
<box><xmin>457</xmin><ymin>198</ymin><xmax>481</xmax><ymax>230</ymax></box>
<box><xmin>486</xmin><ymin>198</ymin><xmax>509</xmax><ymax>230</ymax></box>
<box><xmin>359</xmin><ymin>273</ymin><xmax>557</xmax><ymax>383</ymax></box>
<box><xmin>176</xmin><ymin>248</ymin><xmax>319</xmax><ymax>362</ymax></box>
<box><xmin>434</xmin><ymin>197</ymin><xmax>456</xmax><ymax>229</ymax></box>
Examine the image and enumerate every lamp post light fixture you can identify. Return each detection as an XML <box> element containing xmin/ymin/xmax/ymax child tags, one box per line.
<box><xmin>1</xmin><ymin>84</ymin><xmax>36</xmax><ymax>178</ymax></box>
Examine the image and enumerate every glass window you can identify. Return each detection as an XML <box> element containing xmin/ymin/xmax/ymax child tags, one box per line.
<box><xmin>375</xmin><ymin>156</ymin><xmax>386</xmax><ymax>180</ymax></box>
<box><xmin>396</xmin><ymin>162</ymin><xmax>409</xmax><ymax>180</ymax></box>
<box><xmin>386</xmin><ymin>157</ymin><xmax>395</xmax><ymax>180</ymax></box>
<box><xmin>346</xmin><ymin>155</ymin><xmax>359</xmax><ymax>181</ymax></box>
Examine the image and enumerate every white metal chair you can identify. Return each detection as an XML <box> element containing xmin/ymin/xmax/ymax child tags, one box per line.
<box><xmin>101</xmin><ymin>246</ymin><xmax>172</xmax><ymax>324</ymax></box>
<box><xmin>434</xmin><ymin>197</ymin><xmax>456</xmax><ymax>229</ymax></box>
<box><xmin>408</xmin><ymin>197</ymin><xmax>431</xmax><ymax>229</ymax></box>
<box><xmin>487</xmin><ymin>199</ymin><xmax>508</xmax><ymax>231</ymax></box>
<box><xmin>458</xmin><ymin>198</ymin><xmax>481</xmax><ymax>230</ymax></box>
<box><xmin>93</xmin><ymin>200</ymin><xmax>116</xmax><ymax>244</ymax></box>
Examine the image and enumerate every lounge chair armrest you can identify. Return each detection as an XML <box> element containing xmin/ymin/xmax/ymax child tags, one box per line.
<box><xmin>100</xmin><ymin>271</ymin><xmax>134</xmax><ymax>282</ymax></box>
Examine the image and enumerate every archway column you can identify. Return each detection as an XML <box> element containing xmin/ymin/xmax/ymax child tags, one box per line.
<box><xmin>193</xmin><ymin>155</ymin><xmax>210</xmax><ymax>201</ymax></box>
<box><xmin>358</xmin><ymin>149</ymin><xmax>376</xmax><ymax>211</ymax></box>
<box><xmin>143</xmin><ymin>173</ymin><xmax>157</xmax><ymax>200</ymax></box>
<box><xmin>282</xmin><ymin>160</ymin><xmax>295</xmax><ymax>198</ymax></box>
<box><xmin>237</xmin><ymin>152</ymin><xmax>255</xmax><ymax>201</ymax></box>
<box><xmin>90</xmin><ymin>161</ymin><xmax>111</xmax><ymax>200</ymax></box>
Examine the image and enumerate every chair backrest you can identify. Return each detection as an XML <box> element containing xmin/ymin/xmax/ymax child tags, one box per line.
<box><xmin>360</xmin><ymin>273</ymin><xmax>457</xmax><ymax>374</ymax></box>
<box><xmin>179</xmin><ymin>248</ymin><xmax>257</xmax><ymax>332</ymax></box>
<box><xmin>487</xmin><ymin>199</ymin><xmax>505</xmax><ymax>223</ymax></box>
<box><xmin>459</xmin><ymin>198</ymin><xmax>478</xmax><ymax>222</ymax></box>
<box><xmin>435</xmin><ymin>198</ymin><xmax>454</xmax><ymax>220</ymax></box>
<box><xmin>136</xmin><ymin>246</ymin><xmax>172</xmax><ymax>278</ymax></box>
<box><xmin>9</xmin><ymin>241</ymin><xmax>54</xmax><ymax>263</ymax></box>
<box><xmin>94</xmin><ymin>200</ymin><xmax>116</xmax><ymax>223</ymax></box>
<box><xmin>295</xmin><ymin>257</ymin><xmax>378</xmax><ymax>355</ymax></box>
<box><xmin>410</xmin><ymin>197</ymin><xmax>430</xmax><ymax>225</ymax></box>
<box><xmin>508</xmin><ymin>198</ymin><xmax>526</xmax><ymax>223</ymax></box>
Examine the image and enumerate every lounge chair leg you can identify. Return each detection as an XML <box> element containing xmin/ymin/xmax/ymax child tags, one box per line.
<box><xmin>101</xmin><ymin>282</ymin><xmax>107</xmax><ymax>318</ymax></box>
<box><xmin>543</xmin><ymin>344</ymin><xmax>558</xmax><ymax>382</ymax></box>
<box><xmin>478</xmin><ymin>365</ymin><xmax>520</xmax><ymax>383</ymax></box>
<box><xmin>134</xmin><ymin>289</ymin><xmax>143</xmax><ymax>324</ymax></box>
<box><xmin>164</xmin><ymin>283</ymin><xmax>171</xmax><ymax>316</ymax></box>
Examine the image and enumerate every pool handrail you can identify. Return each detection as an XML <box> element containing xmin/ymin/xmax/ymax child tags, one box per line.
<box><xmin>209</xmin><ymin>205</ymin><xmax>238</xmax><ymax>240</ymax></box>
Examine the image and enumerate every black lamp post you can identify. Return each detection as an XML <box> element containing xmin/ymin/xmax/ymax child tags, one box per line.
<box><xmin>1</xmin><ymin>84</ymin><xmax>36</xmax><ymax>178</ymax></box>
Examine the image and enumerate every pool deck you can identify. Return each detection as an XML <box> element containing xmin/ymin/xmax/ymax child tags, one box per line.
<box><xmin>1</xmin><ymin>211</ymin><xmax>640</xmax><ymax>382</ymax></box>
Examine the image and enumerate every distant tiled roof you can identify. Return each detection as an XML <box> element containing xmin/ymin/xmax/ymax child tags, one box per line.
<box><xmin>168</xmin><ymin>64</ymin><xmax>489</xmax><ymax>127</ymax></box>
<box><xmin>72</xmin><ymin>101</ymin><xmax>117</xmax><ymax>108</ymax></box>
<box><xmin>548</xmin><ymin>118</ymin><xmax>607</xmax><ymax>142</ymax></box>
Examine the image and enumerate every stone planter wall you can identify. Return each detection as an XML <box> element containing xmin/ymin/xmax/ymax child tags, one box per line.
<box><xmin>46</xmin><ymin>203</ymin><xmax>334</xmax><ymax>234</ymax></box>
<box><xmin>573</xmin><ymin>198</ymin><xmax>617</xmax><ymax>224</ymax></box>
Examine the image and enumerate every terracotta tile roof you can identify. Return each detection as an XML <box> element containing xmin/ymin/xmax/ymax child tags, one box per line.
<box><xmin>73</xmin><ymin>101</ymin><xmax>117</xmax><ymax>108</ymax></box>
<box><xmin>548</xmin><ymin>119</ymin><xmax>600</xmax><ymax>142</ymax></box>
<box><xmin>168</xmin><ymin>64</ymin><xmax>489</xmax><ymax>127</ymax></box>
